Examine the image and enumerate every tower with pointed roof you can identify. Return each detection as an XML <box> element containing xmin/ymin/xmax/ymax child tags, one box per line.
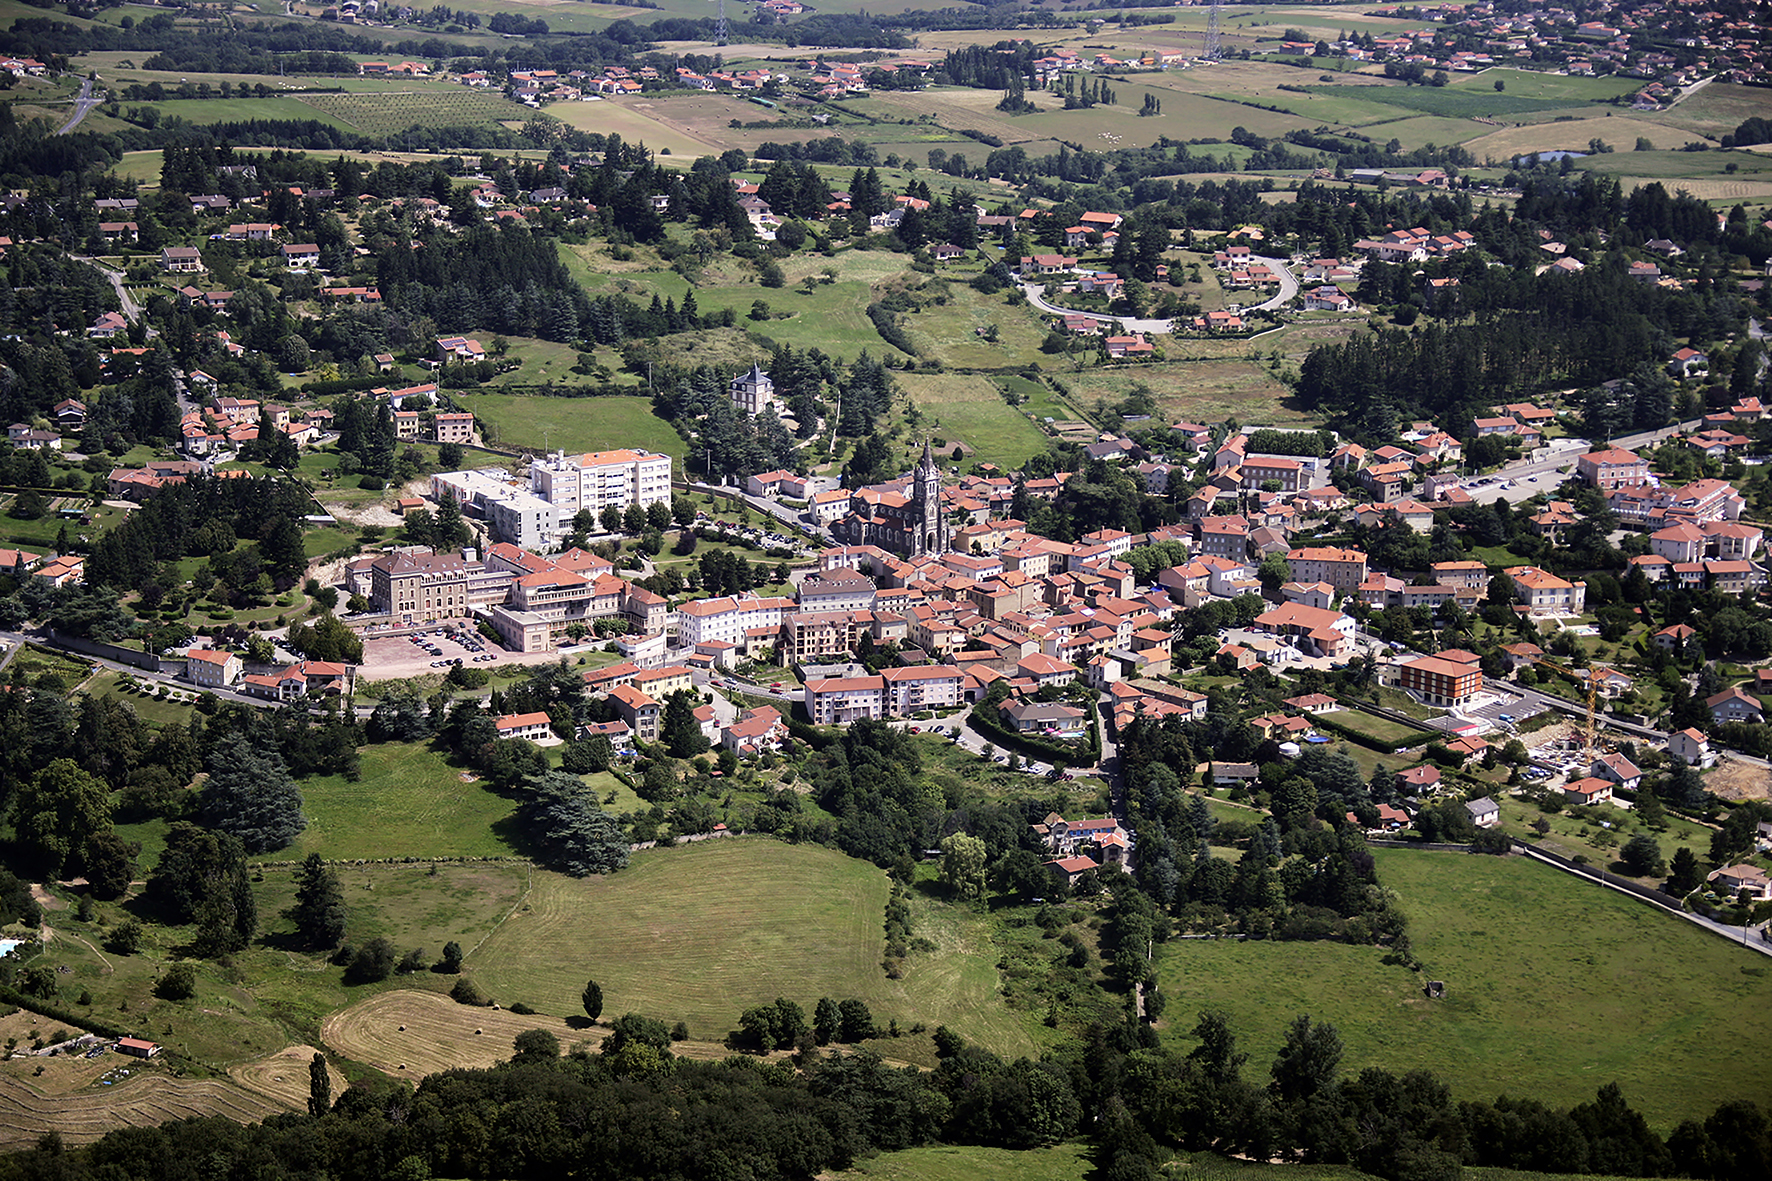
<box><xmin>729</xmin><ymin>363</ymin><xmax>780</xmax><ymax>417</ymax></box>
<box><xmin>914</xmin><ymin>441</ymin><xmax>949</xmax><ymax>556</ymax></box>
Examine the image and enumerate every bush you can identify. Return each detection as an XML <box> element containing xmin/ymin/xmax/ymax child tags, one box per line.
<box><xmin>345</xmin><ymin>937</ymin><xmax>396</xmax><ymax>984</ymax></box>
<box><xmin>157</xmin><ymin>962</ymin><xmax>197</xmax><ymax>1001</ymax></box>
<box><xmin>508</xmin><ymin>1001</ymin><xmax>535</xmax><ymax>1015</ymax></box>
<box><xmin>107</xmin><ymin>920</ymin><xmax>143</xmax><ymax>955</ymax></box>
<box><xmin>358</xmin><ymin>475</ymin><xmax>386</xmax><ymax>491</ymax></box>
<box><xmin>450</xmin><ymin>977</ymin><xmax>488</xmax><ymax>1006</ymax></box>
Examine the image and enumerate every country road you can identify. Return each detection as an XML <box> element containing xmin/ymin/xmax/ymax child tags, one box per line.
<box><xmin>74</xmin><ymin>256</ymin><xmax>145</xmax><ymax>324</ymax></box>
<box><xmin>1021</xmin><ymin>252</ymin><xmax>1298</xmax><ymax>333</ymax></box>
<box><xmin>55</xmin><ymin>77</ymin><xmax>101</xmax><ymax>136</ymax></box>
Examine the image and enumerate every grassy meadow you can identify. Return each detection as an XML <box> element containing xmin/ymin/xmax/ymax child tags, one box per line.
<box><xmin>458</xmin><ymin>392</ymin><xmax>685</xmax><ymax>460</ymax></box>
<box><xmin>1158</xmin><ymin>849</ymin><xmax>1772</xmax><ymax>1128</ymax></box>
<box><xmin>467</xmin><ymin>838</ymin><xmax>1041</xmax><ymax>1056</ymax></box>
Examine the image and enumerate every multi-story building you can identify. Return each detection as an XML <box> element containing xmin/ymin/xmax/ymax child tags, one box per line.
<box><xmin>1504</xmin><ymin>565</ymin><xmax>1587</xmax><ymax>615</ymax></box>
<box><xmin>881</xmin><ymin>664</ymin><xmax>965</xmax><ymax>715</ymax></box>
<box><xmin>781</xmin><ymin>611</ymin><xmax>864</xmax><ymax>664</ymax></box>
<box><xmin>370</xmin><ymin>550</ymin><xmax>484</xmax><ymax>623</ymax></box>
<box><xmin>610</xmin><ymin>684</ymin><xmax>662</xmax><ymax>742</ymax></box>
<box><xmin>430</xmin><ymin>469</ymin><xmax>555</xmax><ymax>550</ymax></box>
<box><xmin>185</xmin><ymin>648</ymin><xmax>243</xmax><ymax>688</ymax></box>
<box><xmin>677</xmin><ymin>594</ymin><xmax>796</xmax><ymax>647</ymax></box>
<box><xmin>805</xmin><ymin>675</ymin><xmax>887</xmax><ymax>724</ymax></box>
<box><xmin>797</xmin><ymin>574</ymin><xmax>876</xmax><ymax>614</ymax></box>
<box><xmin>1286</xmin><ymin>546</ymin><xmax>1368</xmax><ymax>591</ymax></box>
<box><xmin>432</xmin><ymin>412</ymin><xmax>474</xmax><ymax>443</ymax></box>
<box><xmin>1397</xmin><ymin>654</ymin><xmax>1483</xmax><ymax>707</ymax></box>
<box><xmin>1575</xmin><ymin>447</ymin><xmax>1648</xmax><ymax>489</ymax></box>
<box><xmin>527</xmin><ymin>449</ymin><xmax>673</xmax><ymax>535</ymax></box>
<box><xmin>729</xmin><ymin>364</ymin><xmax>782</xmax><ymax>416</ymax></box>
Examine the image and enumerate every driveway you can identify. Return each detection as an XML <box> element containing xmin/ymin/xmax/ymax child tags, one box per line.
<box><xmin>1246</xmin><ymin>254</ymin><xmax>1299</xmax><ymax>312</ymax></box>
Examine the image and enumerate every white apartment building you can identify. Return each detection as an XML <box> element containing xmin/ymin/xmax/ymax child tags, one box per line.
<box><xmin>430</xmin><ymin>469</ymin><xmax>555</xmax><ymax>550</ymax></box>
<box><xmin>880</xmin><ymin>665</ymin><xmax>965</xmax><ymax>715</ymax></box>
<box><xmin>797</xmin><ymin>574</ymin><xmax>876</xmax><ymax>614</ymax></box>
<box><xmin>805</xmin><ymin>675</ymin><xmax>887</xmax><ymax>724</ymax></box>
<box><xmin>676</xmin><ymin>594</ymin><xmax>796</xmax><ymax>647</ymax></box>
<box><xmin>528</xmin><ymin>449</ymin><xmax>673</xmax><ymax>530</ymax></box>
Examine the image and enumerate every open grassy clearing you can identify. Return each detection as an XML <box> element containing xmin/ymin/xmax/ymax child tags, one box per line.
<box><xmin>1157</xmin><ymin>849</ymin><xmax>1772</xmax><ymax>1127</ymax></box>
<box><xmin>460</xmin><ymin>392</ymin><xmax>685</xmax><ymax>459</ymax></box>
<box><xmin>321</xmin><ymin>989</ymin><xmax>597</xmax><ymax>1077</ymax></box>
<box><xmin>1066</xmin><ymin>358</ymin><xmax>1308</xmax><ymax>427</ymax></box>
<box><xmin>896</xmin><ymin>373</ymin><xmax>1052</xmax><ymax>473</ymax></box>
<box><xmin>83</xmin><ymin>672</ymin><xmax>200</xmax><ymax>729</ymax></box>
<box><xmin>253</xmin><ymin>742</ymin><xmax>521</xmax><ymax>862</ymax></box>
<box><xmin>1468</xmin><ymin>118</ymin><xmax>1700</xmax><ymax>163</ymax></box>
<box><xmin>1575</xmin><ymin>147</ymin><xmax>1772</xmax><ymax>180</ymax></box>
<box><xmin>829</xmin><ymin>1143</ymin><xmax>1097</xmax><ymax>1181</ymax></box>
<box><xmin>547</xmin><ymin>97</ymin><xmax>726</xmax><ymax>158</ymax></box>
<box><xmin>1491</xmin><ymin>795</ymin><xmax>1719</xmax><ymax>881</ymax></box>
<box><xmin>1450</xmin><ymin>69</ymin><xmax>1642</xmax><ymax>105</ymax></box>
<box><xmin>1654</xmin><ymin>81</ymin><xmax>1772</xmax><ymax>139</ymax></box>
<box><xmin>468</xmin><ymin>839</ymin><xmax>1038</xmax><ymax>1054</ymax></box>
<box><xmin>900</xmin><ymin>280</ymin><xmax>1050</xmax><ymax>370</ymax></box>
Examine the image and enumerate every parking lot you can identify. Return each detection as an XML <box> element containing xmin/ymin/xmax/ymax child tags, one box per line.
<box><xmin>1463</xmin><ymin>692</ymin><xmax>1552</xmax><ymax>730</ymax></box>
<box><xmin>359</xmin><ymin>625</ymin><xmax>525</xmax><ymax>680</ymax></box>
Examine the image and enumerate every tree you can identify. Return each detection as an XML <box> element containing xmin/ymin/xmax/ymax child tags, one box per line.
<box><xmin>583</xmin><ymin>978</ymin><xmax>604</xmax><ymax>1021</ymax></box>
<box><xmin>814</xmin><ymin>996</ymin><xmax>841</xmax><ymax>1045</ymax></box>
<box><xmin>13</xmin><ymin>758</ymin><xmax>114</xmax><ymax>878</ymax></box>
<box><xmin>308</xmin><ymin>1052</ymin><xmax>331</xmax><ymax>1118</ymax></box>
<box><xmin>602</xmin><ymin>1013</ymin><xmax>674</xmax><ymax>1076</ymax></box>
<box><xmin>1189</xmin><ymin>1010</ymin><xmax>1249</xmax><ymax>1084</ymax></box>
<box><xmin>200</xmin><ymin>733</ymin><xmax>306</xmax><ymax>854</ymax></box>
<box><xmin>661</xmin><ymin>689</ymin><xmax>710</xmax><ymax>758</ymax></box>
<box><xmin>838</xmin><ymin>998</ymin><xmax>876</xmax><ymax>1043</ymax></box>
<box><xmin>518</xmin><ymin>771</ymin><xmax>630</xmax><ymax>876</ymax></box>
<box><xmin>107</xmin><ymin>918</ymin><xmax>143</xmax><ymax>955</ymax></box>
<box><xmin>1270</xmin><ymin>1014</ymin><xmax>1344</xmax><ymax>1104</ymax></box>
<box><xmin>151</xmin><ymin>822</ymin><xmax>257</xmax><ymax>956</ymax></box>
<box><xmin>437</xmin><ymin>941</ymin><xmax>464</xmax><ymax>973</ymax></box>
<box><xmin>1635</xmin><ymin>785</ymin><xmax>1666</xmax><ymax>829</ymax></box>
<box><xmin>1621</xmin><ymin>833</ymin><xmax>1666</xmax><ymax>878</ymax></box>
<box><xmin>939</xmin><ymin>832</ymin><xmax>987</xmax><ymax>901</ymax></box>
<box><xmin>285</xmin><ymin>853</ymin><xmax>346</xmax><ymax>949</ymax></box>
<box><xmin>1666</xmin><ymin>846</ymin><xmax>1703</xmax><ymax>895</ymax></box>
<box><xmin>157</xmin><ymin>962</ymin><xmax>197</xmax><ymax>1000</ymax></box>
<box><xmin>1257</xmin><ymin>553</ymin><xmax>1292</xmax><ymax>593</ymax></box>
<box><xmin>437</xmin><ymin>441</ymin><xmax>464</xmax><ymax>470</ymax></box>
<box><xmin>512</xmin><ymin>1028</ymin><xmax>561</xmax><ymax>1064</ymax></box>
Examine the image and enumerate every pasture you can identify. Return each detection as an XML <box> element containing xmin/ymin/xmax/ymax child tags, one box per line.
<box><xmin>830</xmin><ymin>1143</ymin><xmax>1097</xmax><ymax>1181</ymax></box>
<box><xmin>253</xmin><ymin>742</ymin><xmax>521</xmax><ymax>862</ymax></box>
<box><xmin>459</xmin><ymin>392</ymin><xmax>686</xmax><ymax>459</ymax></box>
<box><xmin>466</xmin><ymin>839</ymin><xmax>1039</xmax><ymax>1054</ymax></box>
<box><xmin>1065</xmin><ymin>357</ymin><xmax>1307</xmax><ymax>427</ymax></box>
<box><xmin>1468</xmin><ymin>117</ymin><xmax>1693</xmax><ymax>162</ymax></box>
<box><xmin>1156</xmin><ymin>849</ymin><xmax>1772</xmax><ymax>1127</ymax></box>
<box><xmin>547</xmin><ymin>98</ymin><xmax>728</xmax><ymax>158</ymax></box>
<box><xmin>321</xmin><ymin>990</ymin><xmax>592</xmax><ymax>1076</ymax></box>
<box><xmin>896</xmin><ymin>372</ymin><xmax>1052</xmax><ymax>473</ymax></box>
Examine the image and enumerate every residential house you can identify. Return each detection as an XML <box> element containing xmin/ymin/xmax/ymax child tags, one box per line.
<box><xmin>1464</xmin><ymin>797</ymin><xmax>1500</xmax><ymax>828</ymax></box>
<box><xmin>1562</xmin><ymin>777</ymin><xmax>1615</xmax><ymax>806</ymax></box>
<box><xmin>185</xmin><ymin>648</ymin><xmax>243</xmax><ymax>688</ymax></box>
<box><xmin>1706</xmin><ymin>686</ymin><xmax>1764</xmax><ymax>725</ymax></box>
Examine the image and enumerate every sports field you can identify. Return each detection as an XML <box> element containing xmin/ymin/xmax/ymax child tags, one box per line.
<box><xmin>1157</xmin><ymin>849</ymin><xmax>1772</xmax><ymax>1127</ymax></box>
<box><xmin>467</xmin><ymin>839</ymin><xmax>1039</xmax><ymax>1053</ymax></box>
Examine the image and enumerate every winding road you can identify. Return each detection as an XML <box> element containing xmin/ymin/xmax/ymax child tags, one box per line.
<box><xmin>1021</xmin><ymin>252</ymin><xmax>1300</xmax><ymax>334</ymax></box>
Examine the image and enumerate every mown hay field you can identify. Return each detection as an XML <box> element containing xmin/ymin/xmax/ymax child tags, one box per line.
<box><xmin>228</xmin><ymin>1044</ymin><xmax>347</xmax><ymax>1110</ymax></box>
<box><xmin>0</xmin><ymin>1070</ymin><xmax>284</xmax><ymax>1150</ymax></box>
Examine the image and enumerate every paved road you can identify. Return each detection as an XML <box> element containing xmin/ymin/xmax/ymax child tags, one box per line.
<box><xmin>1246</xmin><ymin>254</ymin><xmax>1300</xmax><ymax>312</ymax></box>
<box><xmin>1021</xmin><ymin>282</ymin><xmax>1172</xmax><ymax>334</ymax></box>
<box><xmin>74</xmin><ymin>257</ymin><xmax>145</xmax><ymax>325</ymax></box>
<box><xmin>55</xmin><ymin>78</ymin><xmax>101</xmax><ymax>136</ymax></box>
<box><xmin>686</xmin><ymin>481</ymin><xmax>830</xmax><ymax>547</ymax></box>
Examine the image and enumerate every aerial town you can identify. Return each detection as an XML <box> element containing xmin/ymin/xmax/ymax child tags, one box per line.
<box><xmin>0</xmin><ymin>0</ymin><xmax>1768</xmax><ymax>1175</ymax></box>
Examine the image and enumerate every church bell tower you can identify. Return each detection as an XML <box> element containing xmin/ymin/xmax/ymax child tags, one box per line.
<box><xmin>915</xmin><ymin>441</ymin><xmax>949</xmax><ymax>557</ymax></box>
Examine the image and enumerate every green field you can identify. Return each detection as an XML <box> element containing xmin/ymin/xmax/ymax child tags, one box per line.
<box><xmin>1157</xmin><ymin>849</ymin><xmax>1772</xmax><ymax>1127</ymax></box>
<box><xmin>254</xmin><ymin>743</ymin><xmax>521</xmax><ymax>862</ymax></box>
<box><xmin>1329</xmin><ymin>707</ymin><xmax>1427</xmax><ymax>747</ymax></box>
<box><xmin>458</xmin><ymin>393</ymin><xmax>686</xmax><ymax>461</ymax></box>
<box><xmin>467</xmin><ymin>838</ymin><xmax>1039</xmax><ymax>1055</ymax></box>
<box><xmin>897</xmin><ymin>373</ymin><xmax>1052</xmax><ymax>473</ymax></box>
<box><xmin>830</xmin><ymin>1143</ymin><xmax>1097</xmax><ymax>1181</ymax></box>
<box><xmin>1303</xmin><ymin>83</ymin><xmax>1598</xmax><ymax>120</ymax></box>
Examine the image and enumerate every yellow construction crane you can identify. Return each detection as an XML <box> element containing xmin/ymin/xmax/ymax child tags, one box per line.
<box><xmin>1535</xmin><ymin>658</ymin><xmax>1603</xmax><ymax>763</ymax></box>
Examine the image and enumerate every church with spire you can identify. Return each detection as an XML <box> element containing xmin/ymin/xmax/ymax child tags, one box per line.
<box><xmin>828</xmin><ymin>441</ymin><xmax>951</xmax><ymax>558</ymax></box>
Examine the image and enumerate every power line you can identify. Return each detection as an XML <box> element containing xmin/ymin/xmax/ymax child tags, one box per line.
<box><xmin>716</xmin><ymin>0</ymin><xmax>728</xmax><ymax>46</ymax></box>
<box><xmin>1204</xmin><ymin>0</ymin><xmax>1224</xmax><ymax>60</ymax></box>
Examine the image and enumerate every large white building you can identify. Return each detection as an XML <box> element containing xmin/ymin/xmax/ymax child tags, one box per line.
<box><xmin>676</xmin><ymin>594</ymin><xmax>796</xmax><ymax>647</ymax></box>
<box><xmin>528</xmin><ymin>449</ymin><xmax>673</xmax><ymax>532</ymax></box>
<box><xmin>430</xmin><ymin>469</ymin><xmax>556</xmax><ymax>550</ymax></box>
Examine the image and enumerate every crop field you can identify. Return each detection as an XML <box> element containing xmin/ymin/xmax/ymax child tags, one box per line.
<box><xmin>1157</xmin><ymin>849</ymin><xmax>1772</xmax><ymax>1127</ymax></box>
<box><xmin>228</xmin><ymin>1044</ymin><xmax>347</xmax><ymax>1109</ymax></box>
<box><xmin>547</xmin><ymin>98</ymin><xmax>727</xmax><ymax>158</ymax></box>
<box><xmin>590</xmin><ymin>91</ymin><xmax>863</xmax><ymax>154</ymax></box>
<box><xmin>295</xmin><ymin>88</ymin><xmax>534</xmax><ymax>134</ymax></box>
<box><xmin>1576</xmin><ymin>148</ymin><xmax>1772</xmax><ymax>180</ymax></box>
<box><xmin>0</xmin><ymin>1070</ymin><xmax>285</xmax><ymax>1150</ymax></box>
<box><xmin>256</xmin><ymin>743</ymin><xmax>521</xmax><ymax>862</ymax></box>
<box><xmin>460</xmin><ymin>392</ymin><xmax>685</xmax><ymax>459</ymax></box>
<box><xmin>466</xmin><ymin>839</ymin><xmax>1038</xmax><ymax>1053</ymax></box>
<box><xmin>322</xmin><ymin>989</ymin><xmax>592</xmax><ymax>1076</ymax></box>
<box><xmin>896</xmin><ymin>373</ymin><xmax>1052</xmax><ymax>473</ymax></box>
<box><xmin>1449</xmin><ymin>69</ymin><xmax>1642</xmax><ymax>105</ymax></box>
